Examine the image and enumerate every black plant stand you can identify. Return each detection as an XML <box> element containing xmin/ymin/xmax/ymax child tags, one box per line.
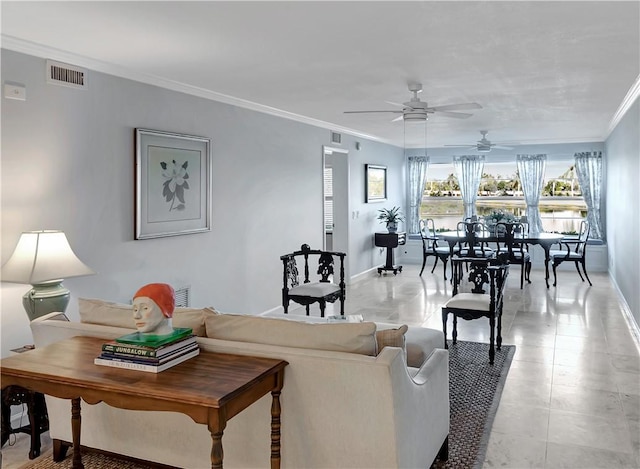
<box><xmin>375</xmin><ymin>232</ymin><xmax>406</xmax><ymax>275</ymax></box>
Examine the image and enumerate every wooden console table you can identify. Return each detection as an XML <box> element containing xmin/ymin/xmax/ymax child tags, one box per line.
<box><xmin>0</xmin><ymin>336</ymin><xmax>287</xmax><ymax>469</ymax></box>
<box><xmin>374</xmin><ymin>231</ymin><xmax>406</xmax><ymax>275</ymax></box>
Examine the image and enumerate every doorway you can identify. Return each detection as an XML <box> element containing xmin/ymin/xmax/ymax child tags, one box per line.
<box><xmin>323</xmin><ymin>146</ymin><xmax>349</xmax><ymax>275</ymax></box>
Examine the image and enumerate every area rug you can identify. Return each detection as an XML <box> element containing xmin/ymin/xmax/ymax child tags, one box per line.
<box><xmin>17</xmin><ymin>448</ymin><xmax>177</xmax><ymax>469</ymax></box>
<box><xmin>19</xmin><ymin>340</ymin><xmax>513</xmax><ymax>469</ymax></box>
<box><xmin>431</xmin><ymin>340</ymin><xmax>515</xmax><ymax>469</ymax></box>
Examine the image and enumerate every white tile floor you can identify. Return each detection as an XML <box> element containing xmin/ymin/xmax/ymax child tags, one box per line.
<box><xmin>2</xmin><ymin>263</ymin><xmax>639</xmax><ymax>468</ymax></box>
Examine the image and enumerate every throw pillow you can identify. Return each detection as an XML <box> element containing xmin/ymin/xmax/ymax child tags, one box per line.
<box><xmin>78</xmin><ymin>298</ymin><xmax>218</xmax><ymax>337</ymax></box>
<box><xmin>376</xmin><ymin>324</ymin><xmax>408</xmax><ymax>358</ymax></box>
<box><xmin>204</xmin><ymin>313</ymin><xmax>377</xmax><ymax>356</ymax></box>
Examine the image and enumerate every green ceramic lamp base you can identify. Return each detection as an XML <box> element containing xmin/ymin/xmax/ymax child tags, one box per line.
<box><xmin>22</xmin><ymin>281</ymin><xmax>71</xmax><ymax>322</ymax></box>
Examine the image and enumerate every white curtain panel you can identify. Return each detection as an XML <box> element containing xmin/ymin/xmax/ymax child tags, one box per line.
<box><xmin>407</xmin><ymin>156</ymin><xmax>429</xmax><ymax>234</ymax></box>
<box><xmin>516</xmin><ymin>154</ymin><xmax>547</xmax><ymax>234</ymax></box>
<box><xmin>453</xmin><ymin>155</ymin><xmax>485</xmax><ymax>220</ymax></box>
<box><xmin>574</xmin><ymin>151</ymin><xmax>603</xmax><ymax>240</ymax></box>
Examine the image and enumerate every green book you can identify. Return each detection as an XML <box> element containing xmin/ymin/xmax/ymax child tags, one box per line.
<box><xmin>115</xmin><ymin>327</ymin><xmax>193</xmax><ymax>348</ymax></box>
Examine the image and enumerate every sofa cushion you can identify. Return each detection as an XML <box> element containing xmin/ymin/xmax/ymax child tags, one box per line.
<box><xmin>204</xmin><ymin>313</ymin><xmax>377</xmax><ymax>355</ymax></box>
<box><xmin>78</xmin><ymin>298</ymin><xmax>217</xmax><ymax>337</ymax></box>
<box><xmin>376</xmin><ymin>324</ymin><xmax>408</xmax><ymax>355</ymax></box>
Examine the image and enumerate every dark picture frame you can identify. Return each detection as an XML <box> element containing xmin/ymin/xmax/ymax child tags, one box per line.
<box><xmin>135</xmin><ymin>128</ymin><xmax>212</xmax><ymax>239</ymax></box>
<box><xmin>365</xmin><ymin>164</ymin><xmax>387</xmax><ymax>203</ymax></box>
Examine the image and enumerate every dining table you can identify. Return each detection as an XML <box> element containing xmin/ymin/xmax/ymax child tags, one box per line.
<box><xmin>438</xmin><ymin>230</ymin><xmax>564</xmax><ymax>288</ymax></box>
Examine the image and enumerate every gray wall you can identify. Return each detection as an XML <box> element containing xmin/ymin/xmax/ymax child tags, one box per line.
<box><xmin>0</xmin><ymin>50</ymin><xmax>403</xmax><ymax>356</ymax></box>
<box><xmin>605</xmin><ymin>97</ymin><xmax>640</xmax><ymax>325</ymax></box>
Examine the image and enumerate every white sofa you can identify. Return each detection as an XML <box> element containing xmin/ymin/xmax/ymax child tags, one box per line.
<box><xmin>30</xmin><ymin>301</ymin><xmax>449</xmax><ymax>469</ymax></box>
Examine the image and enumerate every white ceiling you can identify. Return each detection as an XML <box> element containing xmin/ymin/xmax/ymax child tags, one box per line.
<box><xmin>2</xmin><ymin>1</ymin><xmax>639</xmax><ymax>148</ymax></box>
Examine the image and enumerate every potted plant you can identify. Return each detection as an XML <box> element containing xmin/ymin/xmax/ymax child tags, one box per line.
<box><xmin>377</xmin><ymin>206</ymin><xmax>404</xmax><ymax>233</ymax></box>
<box><xmin>485</xmin><ymin>209</ymin><xmax>518</xmax><ymax>235</ymax></box>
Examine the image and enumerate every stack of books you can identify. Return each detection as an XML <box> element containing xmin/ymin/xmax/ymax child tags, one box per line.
<box><xmin>94</xmin><ymin>327</ymin><xmax>199</xmax><ymax>373</ymax></box>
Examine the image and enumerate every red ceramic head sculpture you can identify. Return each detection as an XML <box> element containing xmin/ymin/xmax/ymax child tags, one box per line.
<box><xmin>133</xmin><ymin>283</ymin><xmax>175</xmax><ymax>318</ymax></box>
<box><xmin>132</xmin><ymin>283</ymin><xmax>175</xmax><ymax>334</ymax></box>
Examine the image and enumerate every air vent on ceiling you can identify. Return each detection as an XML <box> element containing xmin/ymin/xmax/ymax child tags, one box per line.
<box><xmin>174</xmin><ymin>285</ymin><xmax>191</xmax><ymax>308</ymax></box>
<box><xmin>46</xmin><ymin>60</ymin><xmax>87</xmax><ymax>89</ymax></box>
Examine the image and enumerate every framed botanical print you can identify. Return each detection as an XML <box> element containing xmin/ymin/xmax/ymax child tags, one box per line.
<box><xmin>135</xmin><ymin>128</ymin><xmax>212</xmax><ymax>239</ymax></box>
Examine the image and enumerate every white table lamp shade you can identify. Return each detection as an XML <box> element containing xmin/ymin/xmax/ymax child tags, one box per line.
<box><xmin>2</xmin><ymin>231</ymin><xmax>94</xmax><ymax>284</ymax></box>
<box><xmin>2</xmin><ymin>231</ymin><xmax>95</xmax><ymax>321</ymax></box>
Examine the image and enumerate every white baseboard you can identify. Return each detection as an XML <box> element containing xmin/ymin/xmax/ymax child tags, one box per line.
<box><xmin>349</xmin><ymin>266</ymin><xmax>379</xmax><ymax>283</ymax></box>
<box><xmin>609</xmin><ymin>273</ymin><xmax>640</xmax><ymax>354</ymax></box>
<box><xmin>260</xmin><ymin>305</ymin><xmax>284</xmax><ymax>316</ymax></box>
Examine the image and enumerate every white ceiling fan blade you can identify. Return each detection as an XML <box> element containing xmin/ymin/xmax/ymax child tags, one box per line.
<box><xmin>429</xmin><ymin>102</ymin><xmax>482</xmax><ymax>112</ymax></box>
<box><xmin>492</xmin><ymin>145</ymin><xmax>515</xmax><ymax>150</ymax></box>
<box><xmin>444</xmin><ymin>144</ymin><xmax>475</xmax><ymax>148</ymax></box>
<box><xmin>385</xmin><ymin>101</ymin><xmax>405</xmax><ymax>108</ymax></box>
<box><xmin>343</xmin><ymin>110</ymin><xmax>403</xmax><ymax>114</ymax></box>
<box><xmin>391</xmin><ymin>115</ymin><xmax>404</xmax><ymax>122</ymax></box>
<box><xmin>436</xmin><ymin>111</ymin><xmax>473</xmax><ymax>119</ymax></box>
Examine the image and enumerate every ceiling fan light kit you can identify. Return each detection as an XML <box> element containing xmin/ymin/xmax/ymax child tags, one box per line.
<box><xmin>344</xmin><ymin>83</ymin><xmax>482</xmax><ymax>123</ymax></box>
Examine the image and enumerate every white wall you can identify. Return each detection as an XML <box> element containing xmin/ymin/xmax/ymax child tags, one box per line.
<box><xmin>345</xmin><ymin>140</ymin><xmax>405</xmax><ymax>276</ymax></box>
<box><xmin>0</xmin><ymin>50</ymin><xmax>402</xmax><ymax>356</ymax></box>
<box><xmin>606</xmin><ymin>97</ymin><xmax>640</xmax><ymax>325</ymax></box>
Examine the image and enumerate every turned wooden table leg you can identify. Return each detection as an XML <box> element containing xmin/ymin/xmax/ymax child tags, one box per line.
<box><xmin>211</xmin><ymin>430</ymin><xmax>223</xmax><ymax>469</ymax></box>
<box><xmin>270</xmin><ymin>389</ymin><xmax>282</xmax><ymax>469</ymax></box>
<box><xmin>270</xmin><ymin>370</ymin><xmax>285</xmax><ymax>469</ymax></box>
<box><xmin>209</xmin><ymin>410</ymin><xmax>226</xmax><ymax>469</ymax></box>
<box><xmin>70</xmin><ymin>397</ymin><xmax>83</xmax><ymax>469</ymax></box>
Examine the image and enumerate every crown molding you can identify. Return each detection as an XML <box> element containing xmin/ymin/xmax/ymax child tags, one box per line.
<box><xmin>608</xmin><ymin>73</ymin><xmax>640</xmax><ymax>137</ymax></box>
<box><xmin>1</xmin><ymin>35</ymin><xmax>392</xmax><ymax>145</ymax></box>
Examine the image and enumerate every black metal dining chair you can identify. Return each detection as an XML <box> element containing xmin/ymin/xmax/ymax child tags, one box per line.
<box><xmin>419</xmin><ymin>218</ymin><xmax>456</xmax><ymax>280</ymax></box>
<box><xmin>549</xmin><ymin>220</ymin><xmax>592</xmax><ymax>287</ymax></box>
<box><xmin>442</xmin><ymin>255</ymin><xmax>510</xmax><ymax>364</ymax></box>
<box><xmin>495</xmin><ymin>221</ymin><xmax>531</xmax><ymax>289</ymax></box>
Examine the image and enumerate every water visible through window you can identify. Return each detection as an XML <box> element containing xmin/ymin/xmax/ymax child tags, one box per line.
<box><xmin>422</xmin><ymin>161</ymin><xmax>587</xmax><ymax>234</ymax></box>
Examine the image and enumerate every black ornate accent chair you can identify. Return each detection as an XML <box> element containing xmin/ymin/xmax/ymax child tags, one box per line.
<box><xmin>280</xmin><ymin>244</ymin><xmax>346</xmax><ymax>317</ymax></box>
<box><xmin>495</xmin><ymin>222</ymin><xmax>531</xmax><ymax>289</ymax></box>
<box><xmin>419</xmin><ymin>218</ymin><xmax>456</xmax><ymax>280</ymax></box>
<box><xmin>441</xmin><ymin>255</ymin><xmax>510</xmax><ymax>364</ymax></box>
<box><xmin>549</xmin><ymin>220</ymin><xmax>592</xmax><ymax>287</ymax></box>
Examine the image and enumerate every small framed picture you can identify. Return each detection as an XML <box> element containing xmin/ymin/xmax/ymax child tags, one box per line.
<box><xmin>135</xmin><ymin>128</ymin><xmax>212</xmax><ymax>239</ymax></box>
<box><xmin>365</xmin><ymin>164</ymin><xmax>387</xmax><ymax>203</ymax></box>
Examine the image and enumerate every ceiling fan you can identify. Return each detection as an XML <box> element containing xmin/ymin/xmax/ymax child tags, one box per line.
<box><xmin>343</xmin><ymin>83</ymin><xmax>482</xmax><ymax>122</ymax></box>
<box><xmin>444</xmin><ymin>130</ymin><xmax>515</xmax><ymax>153</ymax></box>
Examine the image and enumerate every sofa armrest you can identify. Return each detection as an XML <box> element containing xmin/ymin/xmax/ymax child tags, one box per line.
<box><xmin>377</xmin><ymin>322</ymin><xmax>444</xmax><ymax>368</ymax></box>
<box><xmin>30</xmin><ymin>316</ymin><xmax>133</xmax><ymax>349</ymax></box>
<box><xmin>409</xmin><ymin>347</ymin><xmax>448</xmax><ymax>385</ymax></box>
<box><xmin>385</xmin><ymin>346</ymin><xmax>449</xmax><ymax>467</ymax></box>
<box><xmin>31</xmin><ymin>312</ymin><xmax>70</xmax><ymax>322</ymax></box>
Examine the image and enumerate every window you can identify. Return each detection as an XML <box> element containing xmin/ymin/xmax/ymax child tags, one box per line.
<box><xmin>324</xmin><ymin>166</ymin><xmax>333</xmax><ymax>232</ymax></box>
<box><xmin>421</xmin><ymin>160</ymin><xmax>587</xmax><ymax>233</ymax></box>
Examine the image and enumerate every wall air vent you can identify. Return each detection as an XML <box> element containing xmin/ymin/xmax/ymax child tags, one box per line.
<box><xmin>330</xmin><ymin>131</ymin><xmax>342</xmax><ymax>145</ymax></box>
<box><xmin>174</xmin><ymin>285</ymin><xmax>191</xmax><ymax>308</ymax></box>
<box><xmin>46</xmin><ymin>60</ymin><xmax>87</xmax><ymax>89</ymax></box>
